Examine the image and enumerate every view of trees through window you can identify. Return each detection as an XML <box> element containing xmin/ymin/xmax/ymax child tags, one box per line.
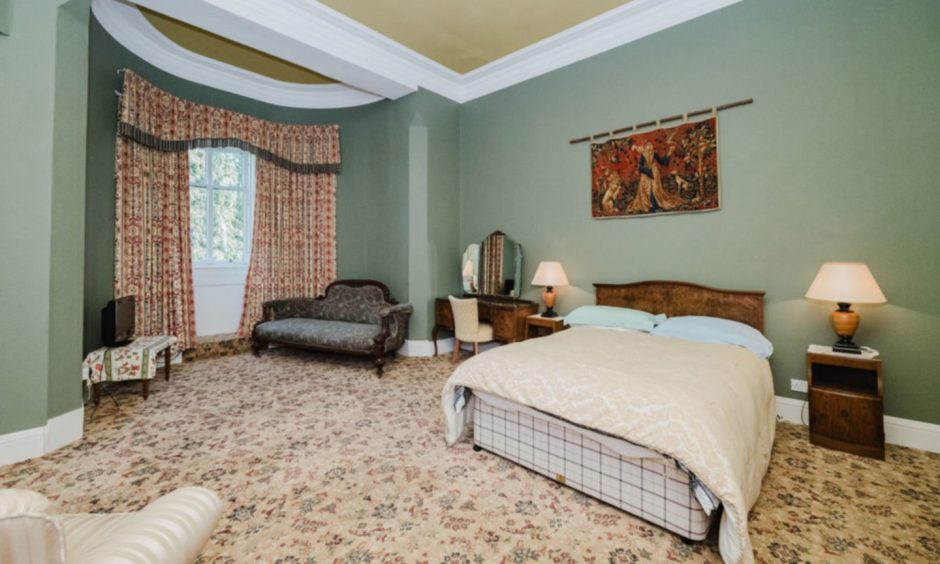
<box><xmin>189</xmin><ymin>147</ymin><xmax>254</xmax><ymax>264</ymax></box>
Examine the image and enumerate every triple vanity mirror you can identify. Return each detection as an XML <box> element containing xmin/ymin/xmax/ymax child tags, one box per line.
<box><xmin>461</xmin><ymin>230</ymin><xmax>523</xmax><ymax>298</ymax></box>
<box><xmin>434</xmin><ymin>230</ymin><xmax>535</xmax><ymax>354</ymax></box>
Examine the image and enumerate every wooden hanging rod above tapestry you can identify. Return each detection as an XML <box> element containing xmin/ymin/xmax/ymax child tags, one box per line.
<box><xmin>568</xmin><ymin>98</ymin><xmax>753</xmax><ymax>145</ymax></box>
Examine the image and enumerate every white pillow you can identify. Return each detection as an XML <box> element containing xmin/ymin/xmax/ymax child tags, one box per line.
<box><xmin>651</xmin><ymin>316</ymin><xmax>773</xmax><ymax>358</ymax></box>
<box><xmin>565</xmin><ymin>305</ymin><xmax>666</xmax><ymax>333</ymax></box>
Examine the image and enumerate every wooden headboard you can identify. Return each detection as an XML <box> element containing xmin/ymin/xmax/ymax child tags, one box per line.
<box><xmin>594</xmin><ymin>281</ymin><xmax>766</xmax><ymax>332</ymax></box>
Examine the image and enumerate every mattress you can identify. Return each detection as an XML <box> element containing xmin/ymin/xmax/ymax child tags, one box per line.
<box><xmin>472</xmin><ymin>392</ymin><xmax>717</xmax><ymax>541</ymax></box>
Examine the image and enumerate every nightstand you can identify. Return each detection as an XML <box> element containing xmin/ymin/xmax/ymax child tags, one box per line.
<box><xmin>524</xmin><ymin>314</ymin><xmax>566</xmax><ymax>340</ymax></box>
<box><xmin>807</xmin><ymin>349</ymin><xmax>884</xmax><ymax>460</ymax></box>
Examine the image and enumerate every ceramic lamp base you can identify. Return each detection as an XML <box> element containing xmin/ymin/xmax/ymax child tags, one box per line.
<box><xmin>541</xmin><ymin>287</ymin><xmax>558</xmax><ymax>318</ymax></box>
<box><xmin>830</xmin><ymin>303</ymin><xmax>861</xmax><ymax>354</ymax></box>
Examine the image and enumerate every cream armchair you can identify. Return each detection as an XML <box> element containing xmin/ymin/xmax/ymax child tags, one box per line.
<box><xmin>0</xmin><ymin>486</ymin><xmax>222</xmax><ymax>564</ymax></box>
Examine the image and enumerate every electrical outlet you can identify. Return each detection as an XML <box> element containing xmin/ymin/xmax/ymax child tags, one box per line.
<box><xmin>790</xmin><ymin>379</ymin><xmax>808</xmax><ymax>393</ymax></box>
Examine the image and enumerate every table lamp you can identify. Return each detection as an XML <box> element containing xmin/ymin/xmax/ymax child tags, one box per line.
<box><xmin>531</xmin><ymin>261</ymin><xmax>569</xmax><ymax>318</ymax></box>
<box><xmin>805</xmin><ymin>262</ymin><xmax>886</xmax><ymax>354</ymax></box>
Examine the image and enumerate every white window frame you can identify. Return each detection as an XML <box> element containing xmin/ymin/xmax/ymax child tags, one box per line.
<box><xmin>189</xmin><ymin>147</ymin><xmax>256</xmax><ymax>267</ymax></box>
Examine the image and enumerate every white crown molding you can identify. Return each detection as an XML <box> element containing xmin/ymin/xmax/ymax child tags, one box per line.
<box><xmin>100</xmin><ymin>0</ymin><xmax>742</xmax><ymax>107</ymax></box>
<box><xmin>455</xmin><ymin>0</ymin><xmax>744</xmax><ymax>103</ymax></box>
<box><xmin>124</xmin><ymin>0</ymin><xmax>419</xmax><ymax>101</ymax></box>
<box><xmin>0</xmin><ymin>407</ymin><xmax>84</xmax><ymax>467</ymax></box>
<box><xmin>92</xmin><ymin>0</ymin><xmax>383</xmax><ymax>109</ymax></box>
<box><xmin>277</xmin><ymin>0</ymin><xmax>463</xmax><ymax>100</ymax></box>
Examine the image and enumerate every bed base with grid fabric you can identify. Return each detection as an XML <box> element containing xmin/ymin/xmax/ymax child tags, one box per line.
<box><xmin>472</xmin><ymin>393</ymin><xmax>717</xmax><ymax>541</ymax></box>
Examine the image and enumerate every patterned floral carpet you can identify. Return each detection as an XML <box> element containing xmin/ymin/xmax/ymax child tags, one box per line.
<box><xmin>1</xmin><ymin>351</ymin><xmax>937</xmax><ymax>563</ymax></box>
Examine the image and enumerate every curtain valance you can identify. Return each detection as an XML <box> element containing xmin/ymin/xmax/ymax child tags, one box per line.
<box><xmin>118</xmin><ymin>71</ymin><xmax>340</xmax><ymax>174</ymax></box>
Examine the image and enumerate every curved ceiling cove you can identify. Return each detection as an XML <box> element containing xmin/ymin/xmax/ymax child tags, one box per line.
<box><xmin>91</xmin><ymin>0</ymin><xmax>382</xmax><ymax>109</ymax></box>
<box><xmin>96</xmin><ymin>0</ymin><xmax>743</xmax><ymax>106</ymax></box>
<box><xmin>140</xmin><ymin>8</ymin><xmax>336</xmax><ymax>85</ymax></box>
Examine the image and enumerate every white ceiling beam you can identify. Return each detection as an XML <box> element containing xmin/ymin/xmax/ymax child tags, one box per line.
<box><xmin>125</xmin><ymin>0</ymin><xmax>421</xmax><ymax>100</ymax></box>
<box><xmin>93</xmin><ymin>0</ymin><xmax>382</xmax><ymax>108</ymax></box>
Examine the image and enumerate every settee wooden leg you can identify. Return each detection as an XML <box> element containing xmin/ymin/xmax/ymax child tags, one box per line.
<box><xmin>374</xmin><ymin>355</ymin><xmax>387</xmax><ymax>377</ymax></box>
<box><xmin>251</xmin><ymin>340</ymin><xmax>262</xmax><ymax>357</ymax></box>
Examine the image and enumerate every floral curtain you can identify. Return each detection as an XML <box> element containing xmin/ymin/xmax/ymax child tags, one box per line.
<box><xmin>118</xmin><ymin>71</ymin><xmax>340</xmax><ymax>173</ymax></box>
<box><xmin>481</xmin><ymin>232</ymin><xmax>505</xmax><ymax>295</ymax></box>
<box><xmin>237</xmin><ymin>160</ymin><xmax>336</xmax><ymax>336</ymax></box>
<box><xmin>115</xmin><ymin>70</ymin><xmax>340</xmax><ymax>349</ymax></box>
<box><xmin>114</xmin><ymin>139</ymin><xmax>197</xmax><ymax>350</ymax></box>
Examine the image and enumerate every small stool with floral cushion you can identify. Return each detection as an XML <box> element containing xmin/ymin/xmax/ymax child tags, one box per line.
<box><xmin>82</xmin><ymin>335</ymin><xmax>177</xmax><ymax>403</ymax></box>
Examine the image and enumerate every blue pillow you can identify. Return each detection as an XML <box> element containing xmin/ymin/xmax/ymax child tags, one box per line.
<box><xmin>651</xmin><ymin>316</ymin><xmax>773</xmax><ymax>358</ymax></box>
<box><xmin>565</xmin><ymin>305</ymin><xmax>666</xmax><ymax>333</ymax></box>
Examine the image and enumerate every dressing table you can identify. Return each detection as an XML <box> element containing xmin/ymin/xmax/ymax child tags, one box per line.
<box><xmin>432</xmin><ymin>231</ymin><xmax>538</xmax><ymax>355</ymax></box>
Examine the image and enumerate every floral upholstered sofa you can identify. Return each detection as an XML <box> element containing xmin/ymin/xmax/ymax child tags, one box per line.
<box><xmin>251</xmin><ymin>280</ymin><xmax>413</xmax><ymax>375</ymax></box>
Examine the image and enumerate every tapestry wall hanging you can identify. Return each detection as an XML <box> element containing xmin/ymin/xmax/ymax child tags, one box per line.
<box><xmin>591</xmin><ymin>117</ymin><xmax>719</xmax><ymax>218</ymax></box>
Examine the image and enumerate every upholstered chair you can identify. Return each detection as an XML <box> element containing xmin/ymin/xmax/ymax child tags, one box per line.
<box><xmin>0</xmin><ymin>486</ymin><xmax>222</xmax><ymax>564</ymax></box>
<box><xmin>448</xmin><ymin>296</ymin><xmax>494</xmax><ymax>362</ymax></box>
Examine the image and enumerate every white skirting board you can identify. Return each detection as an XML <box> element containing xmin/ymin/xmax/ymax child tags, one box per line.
<box><xmin>0</xmin><ymin>407</ymin><xmax>84</xmax><ymax>467</ymax></box>
<box><xmin>775</xmin><ymin>396</ymin><xmax>940</xmax><ymax>454</ymax></box>
<box><xmin>400</xmin><ymin>338</ymin><xmax>501</xmax><ymax>358</ymax></box>
<box><xmin>400</xmin><ymin>338</ymin><xmax>454</xmax><ymax>357</ymax></box>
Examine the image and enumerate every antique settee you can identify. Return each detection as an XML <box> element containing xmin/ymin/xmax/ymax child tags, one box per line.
<box><xmin>251</xmin><ymin>280</ymin><xmax>413</xmax><ymax>375</ymax></box>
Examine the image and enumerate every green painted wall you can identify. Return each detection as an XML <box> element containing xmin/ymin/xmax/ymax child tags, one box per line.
<box><xmin>385</xmin><ymin>90</ymin><xmax>462</xmax><ymax>338</ymax></box>
<box><xmin>85</xmin><ymin>17</ymin><xmax>459</xmax><ymax>352</ymax></box>
<box><xmin>0</xmin><ymin>0</ymin><xmax>11</xmax><ymax>36</ymax></box>
<box><xmin>47</xmin><ymin>0</ymin><xmax>89</xmax><ymax>419</ymax></box>
<box><xmin>0</xmin><ymin>0</ymin><xmax>89</xmax><ymax>435</ymax></box>
<box><xmin>421</xmin><ymin>92</ymin><xmax>463</xmax><ymax>336</ymax></box>
<box><xmin>458</xmin><ymin>0</ymin><xmax>940</xmax><ymax>424</ymax></box>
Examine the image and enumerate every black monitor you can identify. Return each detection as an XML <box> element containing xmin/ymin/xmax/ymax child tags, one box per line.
<box><xmin>102</xmin><ymin>296</ymin><xmax>136</xmax><ymax>347</ymax></box>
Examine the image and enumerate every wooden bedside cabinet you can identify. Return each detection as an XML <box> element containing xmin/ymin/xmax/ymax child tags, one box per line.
<box><xmin>807</xmin><ymin>351</ymin><xmax>884</xmax><ymax>460</ymax></box>
<box><xmin>524</xmin><ymin>314</ymin><xmax>566</xmax><ymax>340</ymax></box>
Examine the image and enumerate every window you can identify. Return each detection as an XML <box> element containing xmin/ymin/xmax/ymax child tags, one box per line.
<box><xmin>188</xmin><ymin>147</ymin><xmax>255</xmax><ymax>265</ymax></box>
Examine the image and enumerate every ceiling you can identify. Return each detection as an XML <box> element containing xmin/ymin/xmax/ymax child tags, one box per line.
<box><xmin>140</xmin><ymin>8</ymin><xmax>336</xmax><ymax>84</ymax></box>
<box><xmin>95</xmin><ymin>0</ymin><xmax>741</xmax><ymax>108</ymax></box>
<box><xmin>316</xmin><ymin>0</ymin><xmax>633</xmax><ymax>74</ymax></box>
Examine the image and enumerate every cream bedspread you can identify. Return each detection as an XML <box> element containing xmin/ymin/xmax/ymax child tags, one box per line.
<box><xmin>441</xmin><ymin>327</ymin><xmax>775</xmax><ymax>564</ymax></box>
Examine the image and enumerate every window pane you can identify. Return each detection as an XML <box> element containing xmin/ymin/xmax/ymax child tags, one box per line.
<box><xmin>212</xmin><ymin>189</ymin><xmax>245</xmax><ymax>263</ymax></box>
<box><xmin>190</xmin><ymin>187</ymin><xmax>208</xmax><ymax>262</ymax></box>
<box><xmin>212</xmin><ymin>150</ymin><xmax>243</xmax><ymax>188</ymax></box>
<box><xmin>189</xmin><ymin>148</ymin><xmax>207</xmax><ymax>185</ymax></box>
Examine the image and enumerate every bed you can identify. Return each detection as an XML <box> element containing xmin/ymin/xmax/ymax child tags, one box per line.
<box><xmin>441</xmin><ymin>281</ymin><xmax>775</xmax><ymax>564</ymax></box>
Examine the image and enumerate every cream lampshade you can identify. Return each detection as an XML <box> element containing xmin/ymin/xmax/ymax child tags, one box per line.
<box><xmin>531</xmin><ymin>261</ymin><xmax>569</xmax><ymax>318</ymax></box>
<box><xmin>805</xmin><ymin>262</ymin><xmax>886</xmax><ymax>353</ymax></box>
